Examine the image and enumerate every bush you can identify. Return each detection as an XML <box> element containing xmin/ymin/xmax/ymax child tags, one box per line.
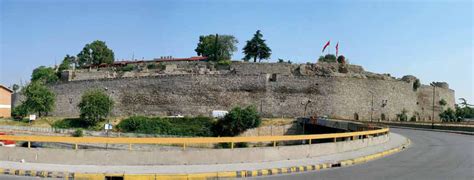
<box><xmin>52</xmin><ymin>118</ymin><xmax>91</xmax><ymax>129</ymax></box>
<box><xmin>117</xmin><ymin>116</ymin><xmax>214</xmax><ymax>136</ymax></box>
<box><xmin>72</xmin><ymin>129</ymin><xmax>84</xmax><ymax>137</ymax></box>
<box><xmin>318</xmin><ymin>54</ymin><xmax>337</xmax><ymax>63</ymax></box>
<box><xmin>213</xmin><ymin>105</ymin><xmax>261</xmax><ymax>137</ymax></box>
<box><xmin>217</xmin><ymin>60</ymin><xmax>232</xmax><ymax>66</ymax></box>
<box><xmin>11</xmin><ymin>104</ymin><xmax>28</xmax><ymax>120</ymax></box>
<box><xmin>410</xmin><ymin>115</ymin><xmax>417</xmax><ymax>122</ymax></box>
<box><xmin>397</xmin><ymin>109</ymin><xmax>408</xmax><ymax>121</ymax></box>
<box><xmin>147</xmin><ymin>63</ymin><xmax>165</xmax><ymax>70</ymax></box>
<box><xmin>336</xmin><ymin>55</ymin><xmax>346</xmax><ymax>64</ymax></box>
<box><xmin>78</xmin><ymin>89</ymin><xmax>114</xmax><ymax>126</ymax></box>
<box><xmin>120</xmin><ymin>64</ymin><xmax>135</xmax><ymax>72</ymax></box>
<box><xmin>439</xmin><ymin>99</ymin><xmax>447</xmax><ymax>106</ymax></box>
<box><xmin>456</xmin><ymin>105</ymin><xmax>474</xmax><ymax>120</ymax></box>
<box><xmin>413</xmin><ymin>79</ymin><xmax>420</xmax><ymax>91</ymax></box>
<box><xmin>440</xmin><ymin>108</ymin><xmax>456</xmax><ymax>122</ymax></box>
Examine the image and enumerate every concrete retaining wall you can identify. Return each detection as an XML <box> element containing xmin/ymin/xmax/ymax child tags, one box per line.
<box><xmin>0</xmin><ymin>134</ymin><xmax>388</xmax><ymax>165</ymax></box>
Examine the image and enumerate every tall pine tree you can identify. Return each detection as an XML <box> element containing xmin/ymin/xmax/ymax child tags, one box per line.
<box><xmin>242</xmin><ymin>30</ymin><xmax>272</xmax><ymax>62</ymax></box>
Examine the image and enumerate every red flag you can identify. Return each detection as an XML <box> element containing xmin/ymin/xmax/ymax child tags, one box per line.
<box><xmin>335</xmin><ymin>42</ymin><xmax>339</xmax><ymax>57</ymax></box>
<box><xmin>322</xmin><ymin>40</ymin><xmax>330</xmax><ymax>53</ymax></box>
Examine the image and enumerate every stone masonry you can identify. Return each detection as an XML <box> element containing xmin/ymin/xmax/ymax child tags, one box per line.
<box><xmin>13</xmin><ymin>61</ymin><xmax>455</xmax><ymax>122</ymax></box>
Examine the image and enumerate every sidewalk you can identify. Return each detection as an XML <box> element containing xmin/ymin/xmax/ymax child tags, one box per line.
<box><xmin>0</xmin><ymin>133</ymin><xmax>409</xmax><ymax>177</ymax></box>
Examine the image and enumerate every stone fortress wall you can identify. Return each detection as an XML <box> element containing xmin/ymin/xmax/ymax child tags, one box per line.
<box><xmin>18</xmin><ymin>61</ymin><xmax>455</xmax><ymax>122</ymax></box>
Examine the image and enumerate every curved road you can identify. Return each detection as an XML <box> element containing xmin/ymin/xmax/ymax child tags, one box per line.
<box><xmin>1</xmin><ymin>128</ymin><xmax>472</xmax><ymax>180</ymax></box>
<box><xmin>255</xmin><ymin>128</ymin><xmax>474</xmax><ymax>180</ymax></box>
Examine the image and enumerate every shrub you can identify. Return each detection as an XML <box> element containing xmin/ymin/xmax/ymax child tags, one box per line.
<box><xmin>455</xmin><ymin>105</ymin><xmax>474</xmax><ymax>120</ymax></box>
<box><xmin>147</xmin><ymin>63</ymin><xmax>165</xmax><ymax>70</ymax></box>
<box><xmin>440</xmin><ymin>108</ymin><xmax>456</xmax><ymax>122</ymax></box>
<box><xmin>78</xmin><ymin>89</ymin><xmax>114</xmax><ymax>126</ymax></box>
<box><xmin>318</xmin><ymin>54</ymin><xmax>337</xmax><ymax>63</ymax></box>
<box><xmin>410</xmin><ymin>115</ymin><xmax>417</xmax><ymax>122</ymax></box>
<box><xmin>52</xmin><ymin>118</ymin><xmax>91</xmax><ymax>129</ymax></box>
<box><xmin>397</xmin><ymin>109</ymin><xmax>408</xmax><ymax>121</ymax></box>
<box><xmin>413</xmin><ymin>79</ymin><xmax>421</xmax><ymax>91</ymax></box>
<box><xmin>439</xmin><ymin>99</ymin><xmax>447</xmax><ymax>106</ymax></box>
<box><xmin>72</xmin><ymin>129</ymin><xmax>84</xmax><ymax>137</ymax></box>
<box><xmin>117</xmin><ymin>116</ymin><xmax>214</xmax><ymax>136</ymax></box>
<box><xmin>336</xmin><ymin>55</ymin><xmax>346</xmax><ymax>64</ymax></box>
<box><xmin>217</xmin><ymin>60</ymin><xmax>232</xmax><ymax>66</ymax></box>
<box><xmin>120</xmin><ymin>64</ymin><xmax>135</xmax><ymax>72</ymax></box>
<box><xmin>212</xmin><ymin>105</ymin><xmax>261</xmax><ymax>137</ymax></box>
<box><xmin>11</xmin><ymin>104</ymin><xmax>28</xmax><ymax>120</ymax></box>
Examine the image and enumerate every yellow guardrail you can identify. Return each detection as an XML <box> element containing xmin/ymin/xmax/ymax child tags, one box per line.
<box><xmin>0</xmin><ymin>128</ymin><xmax>389</xmax><ymax>150</ymax></box>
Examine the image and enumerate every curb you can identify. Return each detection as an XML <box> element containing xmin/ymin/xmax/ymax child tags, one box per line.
<box><xmin>388</xmin><ymin>125</ymin><xmax>474</xmax><ymax>136</ymax></box>
<box><xmin>0</xmin><ymin>139</ymin><xmax>411</xmax><ymax>180</ymax></box>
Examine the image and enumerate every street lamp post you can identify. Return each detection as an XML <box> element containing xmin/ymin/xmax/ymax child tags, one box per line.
<box><xmin>430</xmin><ymin>82</ymin><xmax>436</xmax><ymax>129</ymax></box>
<box><xmin>381</xmin><ymin>100</ymin><xmax>387</xmax><ymax>122</ymax></box>
<box><xmin>302</xmin><ymin>100</ymin><xmax>312</xmax><ymax>136</ymax></box>
<box><xmin>369</xmin><ymin>91</ymin><xmax>374</xmax><ymax>122</ymax></box>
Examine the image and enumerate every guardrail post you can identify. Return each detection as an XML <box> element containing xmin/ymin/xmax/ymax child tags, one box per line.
<box><xmin>231</xmin><ymin>142</ymin><xmax>234</xmax><ymax>149</ymax></box>
<box><xmin>28</xmin><ymin>141</ymin><xmax>31</xmax><ymax>149</ymax></box>
<box><xmin>273</xmin><ymin>141</ymin><xmax>276</xmax><ymax>147</ymax></box>
<box><xmin>309</xmin><ymin>139</ymin><xmax>312</xmax><ymax>145</ymax></box>
<box><xmin>129</xmin><ymin>144</ymin><xmax>132</xmax><ymax>151</ymax></box>
<box><xmin>333</xmin><ymin>138</ymin><xmax>336</xmax><ymax>142</ymax></box>
<box><xmin>74</xmin><ymin>144</ymin><xmax>78</xmax><ymax>150</ymax></box>
<box><xmin>182</xmin><ymin>143</ymin><xmax>186</xmax><ymax>150</ymax></box>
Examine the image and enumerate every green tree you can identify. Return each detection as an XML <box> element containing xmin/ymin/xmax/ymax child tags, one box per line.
<box><xmin>318</xmin><ymin>54</ymin><xmax>337</xmax><ymax>63</ymax></box>
<box><xmin>31</xmin><ymin>66</ymin><xmax>58</xmax><ymax>84</ymax></box>
<box><xmin>242</xmin><ymin>30</ymin><xmax>272</xmax><ymax>62</ymax></box>
<box><xmin>78</xmin><ymin>89</ymin><xmax>114</xmax><ymax>126</ymax></box>
<box><xmin>195</xmin><ymin>34</ymin><xmax>238</xmax><ymax>62</ymax></box>
<box><xmin>213</xmin><ymin>105</ymin><xmax>261</xmax><ymax>137</ymax></box>
<box><xmin>58</xmin><ymin>55</ymin><xmax>75</xmax><ymax>72</ymax></box>
<box><xmin>22</xmin><ymin>81</ymin><xmax>55</xmax><ymax>117</ymax></box>
<box><xmin>77</xmin><ymin>40</ymin><xmax>115</xmax><ymax>67</ymax></box>
<box><xmin>11</xmin><ymin>104</ymin><xmax>28</xmax><ymax>120</ymax></box>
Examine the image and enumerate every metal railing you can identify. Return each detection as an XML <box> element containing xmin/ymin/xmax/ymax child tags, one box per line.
<box><xmin>0</xmin><ymin>128</ymin><xmax>389</xmax><ymax>150</ymax></box>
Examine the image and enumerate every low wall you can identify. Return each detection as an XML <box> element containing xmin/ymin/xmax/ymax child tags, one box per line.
<box><xmin>0</xmin><ymin>134</ymin><xmax>388</xmax><ymax>166</ymax></box>
<box><xmin>380</xmin><ymin>122</ymin><xmax>474</xmax><ymax>132</ymax></box>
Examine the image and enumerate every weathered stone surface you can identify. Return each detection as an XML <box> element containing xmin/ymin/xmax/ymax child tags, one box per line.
<box><xmin>13</xmin><ymin>62</ymin><xmax>454</xmax><ymax>122</ymax></box>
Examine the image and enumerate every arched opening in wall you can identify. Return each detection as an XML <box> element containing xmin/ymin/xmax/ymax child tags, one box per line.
<box><xmin>381</xmin><ymin>113</ymin><xmax>386</xmax><ymax>121</ymax></box>
<box><xmin>354</xmin><ymin>113</ymin><xmax>359</xmax><ymax>120</ymax></box>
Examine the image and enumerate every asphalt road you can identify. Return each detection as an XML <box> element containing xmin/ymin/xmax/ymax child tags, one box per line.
<box><xmin>254</xmin><ymin>128</ymin><xmax>474</xmax><ymax>180</ymax></box>
<box><xmin>1</xmin><ymin>128</ymin><xmax>472</xmax><ymax>180</ymax></box>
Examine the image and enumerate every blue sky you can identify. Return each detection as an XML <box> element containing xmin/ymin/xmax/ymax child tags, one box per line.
<box><xmin>1</xmin><ymin>0</ymin><xmax>472</xmax><ymax>103</ymax></box>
